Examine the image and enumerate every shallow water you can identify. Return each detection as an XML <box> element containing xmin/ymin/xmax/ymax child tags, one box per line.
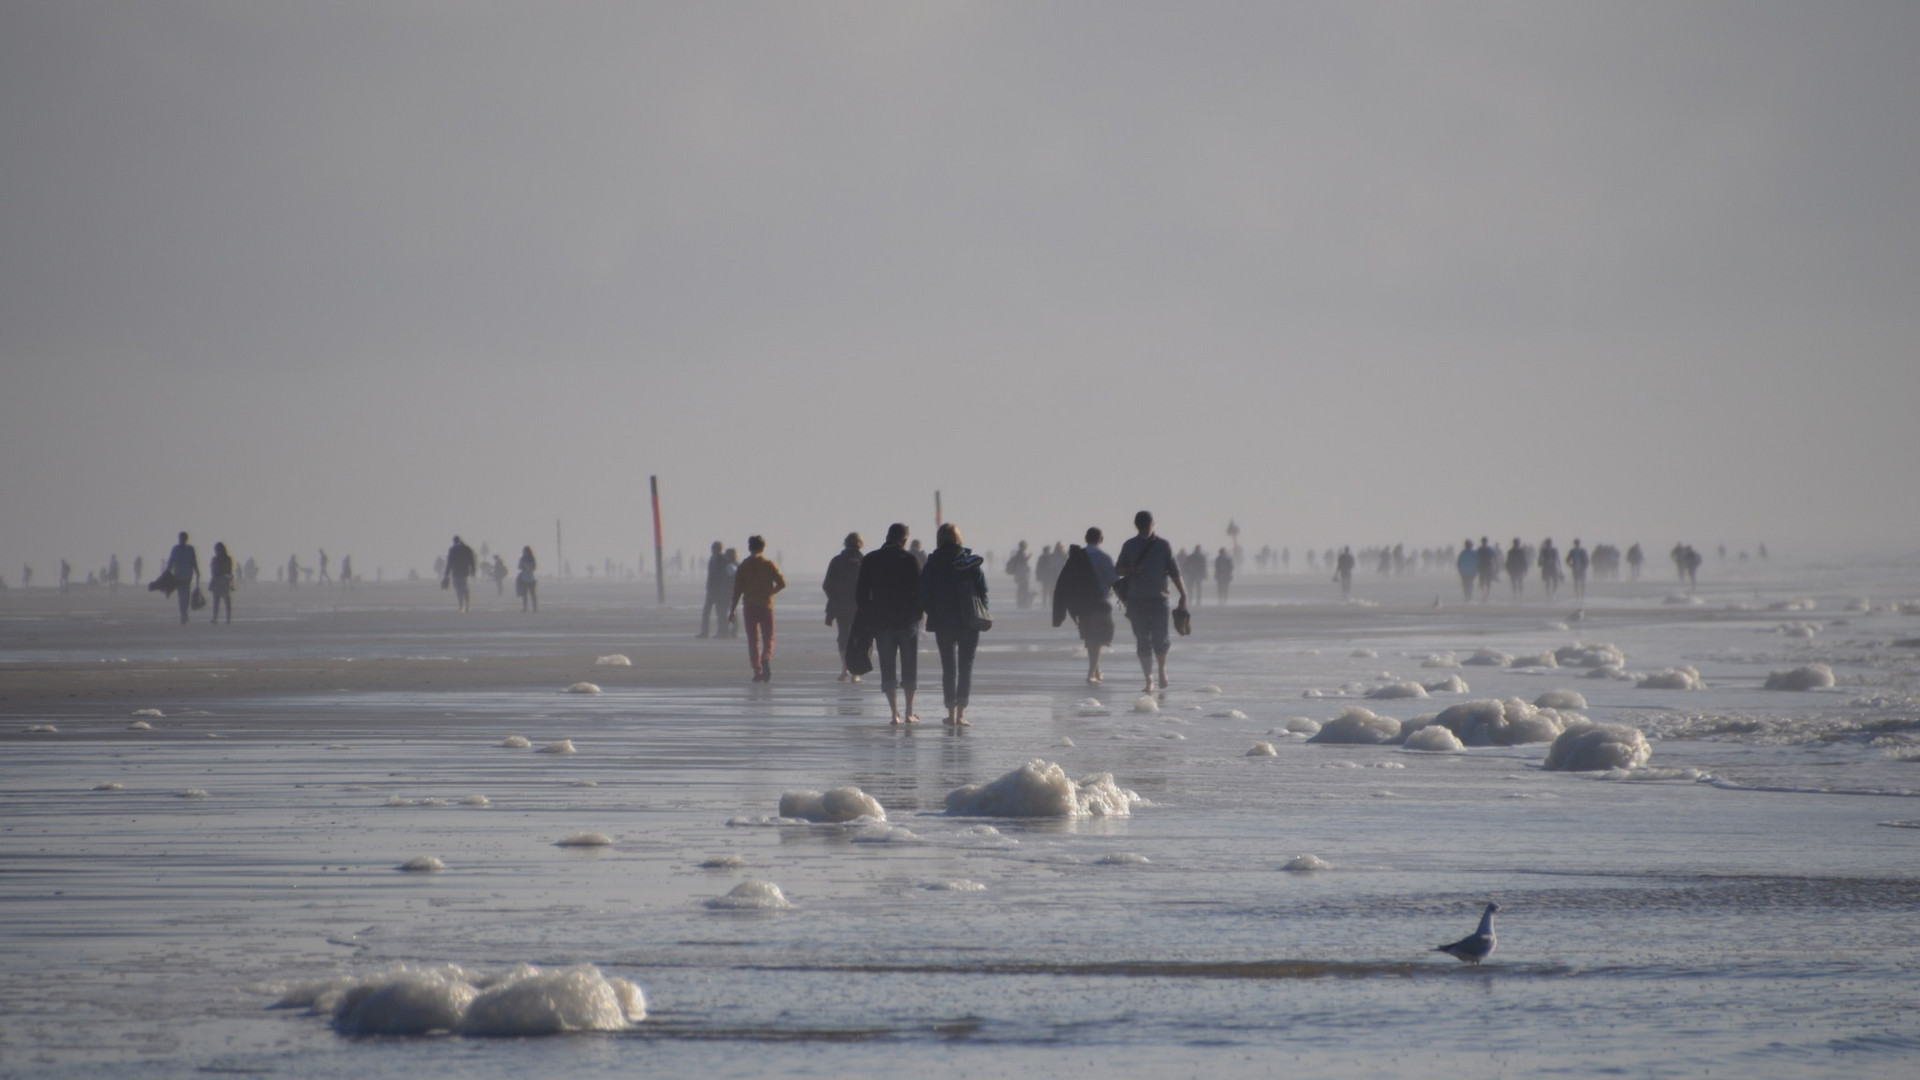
<box><xmin>4</xmin><ymin>564</ymin><xmax>1919</xmax><ymax>1078</ymax></box>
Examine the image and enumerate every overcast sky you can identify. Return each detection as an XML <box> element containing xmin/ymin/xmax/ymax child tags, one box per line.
<box><xmin>4</xmin><ymin>1</ymin><xmax>1916</xmax><ymax>581</ymax></box>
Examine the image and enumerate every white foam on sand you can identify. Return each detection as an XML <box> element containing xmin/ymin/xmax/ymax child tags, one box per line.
<box><xmin>1211</xmin><ymin>709</ymin><xmax>1250</xmax><ymax>720</ymax></box>
<box><xmin>1535</xmin><ymin>689</ymin><xmax>1588</xmax><ymax>710</ymax></box>
<box><xmin>1424</xmin><ymin>674</ymin><xmax>1470</xmax><ymax>694</ymax></box>
<box><xmin>282</xmin><ymin>962</ymin><xmax>645</xmax><ymax>1036</ymax></box>
<box><xmin>1284</xmin><ymin>854</ymin><xmax>1332</xmax><ymax>872</ymax></box>
<box><xmin>699</xmin><ymin>855</ymin><xmax>747</xmax><ymax>869</ymax></box>
<box><xmin>705</xmin><ymin>880</ymin><xmax>791</xmax><ymax>910</ymax></box>
<box><xmin>398</xmin><ymin>856</ymin><xmax>445</xmax><ymax>872</ymax></box>
<box><xmin>1421</xmin><ymin>652</ymin><xmax>1460</xmax><ymax>669</ymax></box>
<box><xmin>1246</xmin><ymin>742</ymin><xmax>1279</xmax><ymax>757</ymax></box>
<box><xmin>778</xmin><ymin>786</ymin><xmax>886</xmax><ymax>823</ymax></box>
<box><xmin>1765</xmin><ymin>664</ymin><xmax>1836</xmax><ymax>690</ymax></box>
<box><xmin>594</xmin><ymin>655</ymin><xmax>632</xmax><ymax>666</ymax></box>
<box><xmin>1056</xmin><ymin>736</ymin><xmax>1076</xmax><ymax>747</ymax></box>
<box><xmin>1285</xmin><ymin>717</ymin><xmax>1322</xmax><ymax>736</ymax></box>
<box><xmin>1402</xmin><ymin>725</ymin><xmax>1465</xmax><ymax>753</ymax></box>
<box><xmin>1307</xmin><ymin>706</ymin><xmax>1402</xmax><ymax>745</ymax></box>
<box><xmin>179</xmin><ymin>788</ymin><xmax>208</xmax><ymax>798</ymax></box>
<box><xmin>565</xmin><ymin>682</ymin><xmax>601</xmax><ymax>695</ymax></box>
<box><xmin>1556</xmin><ymin>643</ymin><xmax>1626</xmax><ymax>668</ymax></box>
<box><xmin>850</xmin><ymin>823</ymin><xmax>922</xmax><ymax>844</ymax></box>
<box><xmin>26</xmin><ymin>724</ymin><xmax>58</xmax><ymax>733</ymax></box>
<box><xmin>460</xmin><ymin>795</ymin><xmax>490</xmax><ymax>807</ymax></box>
<box><xmin>925</xmin><ymin>879</ymin><xmax>987</xmax><ymax>891</ymax></box>
<box><xmin>538</xmin><ymin>739</ymin><xmax>577</xmax><ymax>754</ymax></box>
<box><xmin>1545</xmin><ymin>722</ymin><xmax>1654</xmax><ymax>771</ymax></box>
<box><xmin>1463</xmin><ymin>648</ymin><xmax>1512</xmax><ymax>667</ymax></box>
<box><xmin>1076</xmin><ymin>698</ymin><xmax>1107</xmax><ymax>716</ymax></box>
<box><xmin>131</xmin><ymin>708</ymin><xmax>164</xmax><ymax>718</ymax></box>
<box><xmin>1351</xmin><ymin>648</ymin><xmax>1378</xmax><ymax>659</ymax></box>
<box><xmin>1427</xmin><ymin>698</ymin><xmax>1579</xmax><ymax>746</ymax></box>
<box><xmin>1585</xmin><ymin>663</ymin><xmax>1628</xmax><ymax>680</ymax></box>
<box><xmin>1510</xmin><ymin>651</ymin><xmax>1559</xmax><ymax>669</ymax></box>
<box><xmin>1133</xmin><ymin>695</ymin><xmax>1160</xmax><ymax>714</ymax></box>
<box><xmin>92</xmin><ymin>782</ymin><xmax>124</xmax><ymax>791</ymax></box>
<box><xmin>1366</xmin><ymin>680</ymin><xmax>1428</xmax><ymax>700</ymax></box>
<box><xmin>944</xmin><ymin>760</ymin><xmax>1142</xmax><ymax>818</ymax></box>
<box><xmin>127</xmin><ymin>720</ymin><xmax>152</xmax><ymax>730</ymax></box>
<box><xmin>571</xmin><ymin>779</ymin><xmax>598</xmax><ymax>787</ymax></box>
<box><xmin>1096</xmin><ymin>852</ymin><xmax>1150</xmax><ymax>865</ymax></box>
<box><xmin>1638</xmin><ymin>666</ymin><xmax>1705</xmax><ymax>690</ymax></box>
<box><xmin>498</xmin><ymin>736</ymin><xmax>532</xmax><ymax>749</ymax></box>
<box><xmin>1200</xmin><ymin>684</ymin><xmax>1224</xmax><ymax>694</ymax></box>
<box><xmin>555</xmin><ymin>832</ymin><xmax>613</xmax><ymax>847</ymax></box>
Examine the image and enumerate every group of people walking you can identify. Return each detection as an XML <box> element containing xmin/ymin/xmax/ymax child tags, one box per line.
<box><xmin>719</xmin><ymin>510</ymin><xmax>1191</xmax><ymax>727</ymax></box>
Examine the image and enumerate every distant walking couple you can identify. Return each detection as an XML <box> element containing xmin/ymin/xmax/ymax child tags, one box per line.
<box><xmin>1054</xmin><ymin>510</ymin><xmax>1190</xmax><ymax>693</ymax></box>
<box><xmin>847</xmin><ymin>522</ymin><xmax>988</xmax><ymax>727</ymax></box>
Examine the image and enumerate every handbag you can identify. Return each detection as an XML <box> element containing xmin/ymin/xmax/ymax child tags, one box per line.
<box><xmin>190</xmin><ymin>587</ymin><xmax>207</xmax><ymax>611</ymax></box>
<box><xmin>965</xmin><ymin>590</ymin><xmax>993</xmax><ymax>632</ymax></box>
<box><xmin>1172</xmin><ymin>604</ymin><xmax>1192</xmax><ymax>636</ymax></box>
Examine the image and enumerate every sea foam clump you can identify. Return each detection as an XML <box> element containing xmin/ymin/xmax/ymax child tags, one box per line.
<box><xmin>1544</xmin><ymin>722</ymin><xmax>1653</xmax><ymax>771</ymax></box>
<box><xmin>565</xmin><ymin>682</ymin><xmax>601</xmax><ymax>695</ymax></box>
<box><xmin>1421</xmin><ymin>652</ymin><xmax>1460</xmax><ymax>669</ymax></box>
<box><xmin>538</xmin><ymin>739</ymin><xmax>577</xmax><ymax>754</ymax></box>
<box><xmin>1284</xmin><ymin>854</ymin><xmax>1332</xmax><ymax>872</ymax></box>
<box><xmin>398</xmin><ymin>856</ymin><xmax>445</xmax><ymax>873</ymax></box>
<box><xmin>1555</xmin><ymin>643</ymin><xmax>1626</xmax><ymax>668</ymax></box>
<box><xmin>944</xmin><ymin>759</ymin><xmax>1141</xmax><ymax>818</ymax></box>
<box><xmin>594</xmin><ymin>655</ymin><xmax>631</xmax><ymax>667</ymax></box>
<box><xmin>1463</xmin><ymin>648</ymin><xmax>1513</xmax><ymax>667</ymax></box>
<box><xmin>285</xmin><ymin>962</ymin><xmax>645</xmax><ymax>1036</ymax></box>
<box><xmin>1402</xmin><ymin>725</ymin><xmax>1465</xmax><ymax>752</ymax></box>
<box><xmin>778</xmin><ymin>786</ymin><xmax>885</xmax><ymax>823</ymax></box>
<box><xmin>705</xmin><ymin>880</ymin><xmax>791</xmax><ymax>910</ymax></box>
<box><xmin>555</xmin><ymin>832</ymin><xmax>613</xmax><ymax>847</ymax></box>
<box><xmin>1424</xmin><ymin>674</ymin><xmax>1470</xmax><ymax>694</ymax></box>
<box><xmin>1764</xmin><ymin>664</ymin><xmax>1836</xmax><ymax>691</ymax></box>
<box><xmin>1307</xmin><ymin>706</ymin><xmax>1402</xmax><ymax>745</ymax></box>
<box><xmin>1246</xmin><ymin>742</ymin><xmax>1279</xmax><ymax>757</ymax></box>
<box><xmin>1535</xmin><ymin>689</ymin><xmax>1588</xmax><ymax>710</ymax></box>
<box><xmin>1428</xmin><ymin>698</ymin><xmax>1577</xmax><ymax>746</ymax></box>
<box><xmin>1637</xmin><ymin>666</ymin><xmax>1705</xmax><ymax>691</ymax></box>
<box><xmin>1509</xmin><ymin>651</ymin><xmax>1558</xmax><ymax>669</ymax></box>
<box><xmin>1365</xmin><ymin>681</ymin><xmax>1428</xmax><ymax>700</ymax></box>
<box><xmin>498</xmin><ymin>736</ymin><xmax>532</xmax><ymax>749</ymax></box>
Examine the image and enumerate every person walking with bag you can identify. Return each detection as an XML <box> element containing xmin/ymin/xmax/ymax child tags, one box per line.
<box><xmin>920</xmin><ymin>523</ymin><xmax>988</xmax><ymax>726</ymax></box>
<box><xmin>207</xmin><ymin>542</ymin><xmax>236</xmax><ymax>623</ymax></box>
<box><xmin>822</xmin><ymin>533</ymin><xmax>865</xmax><ymax>682</ymax></box>
<box><xmin>1115</xmin><ymin>510</ymin><xmax>1188</xmax><ymax>693</ymax></box>
<box><xmin>165</xmin><ymin>532</ymin><xmax>200</xmax><ymax>625</ymax></box>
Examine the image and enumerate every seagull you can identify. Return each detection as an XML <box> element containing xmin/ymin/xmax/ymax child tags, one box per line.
<box><xmin>1435</xmin><ymin>902</ymin><xmax>1500</xmax><ymax>964</ymax></box>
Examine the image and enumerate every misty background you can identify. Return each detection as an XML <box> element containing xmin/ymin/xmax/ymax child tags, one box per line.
<box><xmin>4</xmin><ymin>1</ymin><xmax>1917</xmax><ymax>584</ymax></box>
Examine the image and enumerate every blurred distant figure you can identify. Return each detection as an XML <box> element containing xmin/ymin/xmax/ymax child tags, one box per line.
<box><xmin>133</xmin><ymin>557</ymin><xmax>142</xmax><ymax>586</ymax></box>
<box><xmin>443</xmin><ymin>535</ymin><xmax>478</xmax><ymax>612</ymax></box>
<box><xmin>699</xmin><ymin>541</ymin><xmax>731</xmax><ymax>638</ymax></box>
<box><xmin>1183</xmin><ymin>545</ymin><xmax>1209</xmax><ymax>608</ymax></box>
<box><xmin>107</xmin><ymin>554</ymin><xmax>121</xmax><ymax>591</ymax></box>
<box><xmin>60</xmin><ymin>559</ymin><xmax>71</xmax><ymax>594</ymax></box>
<box><xmin>1567</xmin><ymin>539</ymin><xmax>1590</xmax><ymax>602</ymax></box>
<box><xmin>1538</xmin><ymin>538</ymin><xmax>1563</xmax><ymax>600</ymax></box>
<box><xmin>317</xmin><ymin>550</ymin><xmax>331</xmax><ymax>584</ymax></box>
<box><xmin>1455</xmin><ymin>540</ymin><xmax>1478</xmax><ymax>603</ymax></box>
<box><xmin>517</xmin><ymin>546</ymin><xmax>538</xmax><ymax>611</ymax></box>
<box><xmin>242</xmin><ymin>556</ymin><xmax>257</xmax><ymax>584</ymax></box>
<box><xmin>208</xmin><ymin>542</ymin><xmax>235</xmax><ymax>623</ymax></box>
<box><xmin>1006</xmin><ymin>541</ymin><xmax>1033</xmax><ymax>609</ymax></box>
<box><xmin>1671</xmin><ymin>542</ymin><xmax>1688</xmax><ymax>582</ymax></box>
<box><xmin>728</xmin><ymin>535</ymin><xmax>786</xmax><ymax>682</ymax></box>
<box><xmin>909</xmin><ymin>538</ymin><xmax>927</xmax><ymax>569</ymax></box>
<box><xmin>339</xmin><ymin>555</ymin><xmax>353</xmax><ymax>588</ymax></box>
<box><xmin>166</xmin><ymin>532</ymin><xmax>199</xmax><ymax>625</ymax></box>
<box><xmin>1627</xmin><ymin>542</ymin><xmax>1644</xmax><ymax>581</ymax></box>
<box><xmin>287</xmin><ymin>554</ymin><xmax>300</xmax><ymax>590</ymax></box>
<box><xmin>490</xmin><ymin>554</ymin><xmax>509</xmax><ymax>595</ymax></box>
<box><xmin>1214</xmin><ymin>547</ymin><xmax>1234</xmax><ymax>604</ymax></box>
<box><xmin>1505</xmin><ymin>538</ymin><xmax>1530</xmax><ymax>599</ymax></box>
<box><xmin>1335</xmin><ymin>547</ymin><xmax>1355</xmax><ymax>597</ymax></box>
<box><xmin>855</xmin><ymin>524</ymin><xmax>923</xmax><ymax>720</ymax></box>
<box><xmin>822</xmin><ymin>532</ymin><xmax>865</xmax><ymax>682</ymax></box>
<box><xmin>1681</xmin><ymin>544</ymin><xmax>1702</xmax><ymax>590</ymax></box>
<box><xmin>22</xmin><ymin>563</ymin><xmax>33</xmax><ymax>588</ymax></box>
<box><xmin>1476</xmin><ymin>537</ymin><xmax>1499</xmax><ymax>602</ymax></box>
<box><xmin>1036</xmin><ymin>542</ymin><xmax>1067</xmax><ymax>608</ymax></box>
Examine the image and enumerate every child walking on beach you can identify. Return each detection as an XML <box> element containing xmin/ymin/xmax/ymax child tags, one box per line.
<box><xmin>728</xmin><ymin>536</ymin><xmax>787</xmax><ymax>682</ymax></box>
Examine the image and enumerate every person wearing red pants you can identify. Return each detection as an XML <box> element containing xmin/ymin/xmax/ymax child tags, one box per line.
<box><xmin>728</xmin><ymin>535</ymin><xmax>787</xmax><ymax>682</ymax></box>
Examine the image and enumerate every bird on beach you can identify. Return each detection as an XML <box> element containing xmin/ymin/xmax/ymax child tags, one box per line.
<box><xmin>1435</xmin><ymin>902</ymin><xmax>1500</xmax><ymax>964</ymax></box>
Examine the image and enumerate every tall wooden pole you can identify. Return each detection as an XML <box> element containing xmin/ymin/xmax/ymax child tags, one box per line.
<box><xmin>934</xmin><ymin>490</ymin><xmax>943</xmax><ymax>531</ymax></box>
<box><xmin>650</xmin><ymin>475</ymin><xmax>666</xmax><ymax>606</ymax></box>
<box><xmin>556</xmin><ymin>518</ymin><xmax>563</xmax><ymax>579</ymax></box>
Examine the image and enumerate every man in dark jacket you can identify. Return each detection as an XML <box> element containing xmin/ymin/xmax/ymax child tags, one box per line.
<box><xmin>443</xmin><ymin>535</ymin><xmax>477</xmax><ymax>613</ymax></box>
<box><xmin>822</xmin><ymin>533</ymin><xmax>864</xmax><ymax>682</ymax></box>
<box><xmin>1115</xmin><ymin>511</ymin><xmax>1188</xmax><ymax>693</ymax></box>
<box><xmin>854</xmin><ymin>523</ymin><xmax>923</xmax><ymax>725</ymax></box>
<box><xmin>1052</xmin><ymin>527</ymin><xmax>1117</xmax><ymax>685</ymax></box>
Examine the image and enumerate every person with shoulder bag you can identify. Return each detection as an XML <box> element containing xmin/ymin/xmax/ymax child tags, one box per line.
<box><xmin>919</xmin><ymin>523</ymin><xmax>988</xmax><ymax>726</ymax></box>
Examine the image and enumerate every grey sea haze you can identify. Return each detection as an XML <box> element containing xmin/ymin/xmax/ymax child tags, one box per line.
<box><xmin>3</xmin><ymin>558</ymin><xmax>1919</xmax><ymax>1078</ymax></box>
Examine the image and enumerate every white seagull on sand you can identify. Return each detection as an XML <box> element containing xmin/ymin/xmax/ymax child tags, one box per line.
<box><xmin>1435</xmin><ymin>902</ymin><xmax>1500</xmax><ymax>964</ymax></box>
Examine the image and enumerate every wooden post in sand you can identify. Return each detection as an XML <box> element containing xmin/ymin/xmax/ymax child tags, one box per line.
<box><xmin>935</xmin><ymin>490</ymin><xmax>943</xmax><ymax>531</ymax></box>
<box><xmin>650</xmin><ymin>475</ymin><xmax>666</xmax><ymax>606</ymax></box>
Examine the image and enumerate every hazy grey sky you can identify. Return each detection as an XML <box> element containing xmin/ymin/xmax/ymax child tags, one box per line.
<box><xmin>4</xmin><ymin>1</ymin><xmax>1917</xmax><ymax>580</ymax></box>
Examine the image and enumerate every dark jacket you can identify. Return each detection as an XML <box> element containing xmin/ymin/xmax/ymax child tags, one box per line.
<box><xmin>920</xmin><ymin>544</ymin><xmax>987</xmax><ymax>635</ymax></box>
<box><xmin>854</xmin><ymin>544</ymin><xmax>923</xmax><ymax>631</ymax></box>
<box><xmin>822</xmin><ymin>546</ymin><xmax>863</xmax><ymax>621</ymax></box>
<box><xmin>1052</xmin><ymin>544</ymin><xmax>1109</xmax><ymax>628</ymax></box>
